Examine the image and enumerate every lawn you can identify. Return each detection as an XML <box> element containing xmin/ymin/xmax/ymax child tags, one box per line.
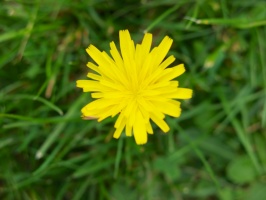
<box><xmin>1</xmin><ymin>0</ymin><xmax>266</xmax><ymax>199</ymax></box>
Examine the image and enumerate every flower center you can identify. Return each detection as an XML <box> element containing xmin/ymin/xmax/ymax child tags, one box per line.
<box><xmin>129</xmin><ymin>87</ymin><xmax>143</xmax><ymax>100</ymax></box>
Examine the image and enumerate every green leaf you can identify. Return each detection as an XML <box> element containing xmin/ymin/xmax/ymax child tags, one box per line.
<box><xmin>153</xmin><ymin>156</ymin><xmax>181</xmax><ymax>181</ymax></box>
<box><xmin>246</xmin><ymin>183</ymin><xmax>266</xmax><ymax>200</ymax></box>
<box><xmin>226</xmin><ymin>155</ymin><xmax>257</xmax><ymax>184</ymax></box>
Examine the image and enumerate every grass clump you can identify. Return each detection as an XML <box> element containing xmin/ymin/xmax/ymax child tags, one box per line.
<box><xmin>1</xmin><ymin>0</ymin><xmax>266</xmax><ymax>199</ymax></box>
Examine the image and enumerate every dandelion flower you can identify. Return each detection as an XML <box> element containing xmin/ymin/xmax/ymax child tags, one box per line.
<box><xmin>77</xmin><ymin>30</ymin><xmax>192</xmax><ymax>145</ymax></box>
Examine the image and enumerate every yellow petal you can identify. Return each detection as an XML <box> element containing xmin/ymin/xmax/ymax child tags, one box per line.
<box><xmin>113</xmin><ymin>118</ymin><xmax>126</xmax><ymax>139</ymax></box>
<box><xmin>91</xmin><ymin>92</ymin><xmax>103</xmax><ymax>98</ymax></box>
<box><xmin>133</xmin><ymin>110</ymin><xmax>147</xmax><ymax>145</ymax></box>
<box><xmin>114</xmin><ymin>113</ymin><xmax>124</xmax><ymax>129</ymax></box>
<box><xmin>87</xmin><ymin>46</ymin><xmax>119</xmax><ymax>82</ymax></box>
<box><xmin>110</xmin><ymin>41</ymin><xmax>124</xmax><ymax>69</ymax></box>
<box><xmin>119</xmin><ymin>30</ymin><xmax>138</xmax><ymax>91</ymax></box>
<box><xmin>163</xmin><ymin>88</ymin><xmax>193</xmax><ymax>99</ymax></box>
<box><xmin>152</xmin><ymin>36</ymin><xmax>173</xmax><ymax>68</ymax></box>
<box><xmin>125</xmin><ymin>123</ymin><xmax>132</xmax><ymax>136</ymax></box>
<box><xmin>76</xmin><ymin>80</ymin><xmax>102</xmax><ymax>92</ymax></box>
<box><xmin>141</xmin><ymin>55</ymin><xmax>176</xmax><ymax>87</ymax></box>
<box><xmin>157</xmin><ymin>64</ymin><xmax>185</xmax><ymax>82</ymax></box>
<box><xmin>100</xmin><ymin>80</ymin><xmax>125</xmax><ymax>91</ymax></box>
<box><xmin>83</xmin><ymin>98</ymin><xmax>116</xmax><ymax>112</ymax></box>
<box><xmin>97</xmin><ymin>103</ymin><xmax>126</xmax><ymax>122</ymax></box>
<box><xmin>87</xmin><ymin>73</ymin><xmax>101</xmax><ymax>80</ymax></box>
<box><xmin>170</xmin><ymin>81</ymin><xmax>179</xmax><ymax>87</ymax></box>
<box><xmin>110</xmin><ymin>101</ymin><xmax>128</xmax><ymax>117</ymax></box>
<box><xmin>101</xmin><ymin>52</ymin><xmax>128</xmax><ymax>84</ymax></box>
<box><xmin>87</xmin><ymin>62</ymin><xmax>100</xmax><ymax>74</ymax></box>
<box><xmin>135</xmin><ymin>44</ymin><xmax>142</xmax><ymax>69</ymax></box>
<box><xmin>141</xmin><ymin>33</ymin><xmax>152</xmax><ymax>56</ymax></box>
<box><xmin>123</xmin><ymin>99</ymin><xmax>135</xmax><ymax>116</ymax></box>
<box><xmin>126</xmin><ymin>101</ymin><xmax>137</xmax><ymax>128</ymax></box>
<box><xmin>159</xmin><ymin>55</ymin><xmax>176</xmax><ymax>70</ymax></box>
<box><xmin>138</xmin><ymin>104</ymin><xmax>150</xmax><ymax>122</ymax></box>
<box><xmin>86</xmin><ymin>45</ymin><xmax>106</xmax><ymax>66</ymax></box>
<box><xmin>136</xmin><ymin>33</ymin><xmax>152</xmax><ymax>68</ymax></box>
<box><xmin>151</xmin><ymin>100</ymin><xmax>181</xmax><ymax>117</ymax></box>
<box><xmin>137</xmin><ymin>97</ymin><xmax>165</xmax><ymax>119</ymax></box>
<box><xmin>146</xmin><ymin>81</ymin><xmax>170</xmax><ymax>90</ymax></box>
<box><xmin>81</xmin><ymin>105</ymin><xmax>98</xmax><ymax>117</ymax></box>
<box><xmin>146</xmin><ymin>121</ymin><xmax>153</xmax><ymax>134</ymax></box>
<box><xmin>150</xmin><ymin>112</ymin><xmax>170</xmax><ymax>133</ymax></box>
<box><xmin>119</xmin><ymin>30</ymin><xmax>132</xmax><ymax>60</ymax></box>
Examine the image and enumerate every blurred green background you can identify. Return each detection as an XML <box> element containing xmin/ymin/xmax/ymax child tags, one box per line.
<box><xmin>1</xmin><ymin>0</ymin><xmax>266</xmax><ymax>199</ymax></box>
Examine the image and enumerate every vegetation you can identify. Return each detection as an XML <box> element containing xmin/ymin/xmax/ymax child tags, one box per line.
<box><xmin>1</xmin><ymin>0</ymin><xmax>266</xmax><ymax>199</ymax></box>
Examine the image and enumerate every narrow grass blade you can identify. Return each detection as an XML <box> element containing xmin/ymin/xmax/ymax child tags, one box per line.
<box><xmin>35</xmin><ymin>95</ymin><xmax>84</xmax><ymax>159</ymax></box>
<box><xmin>185</xmin><ymin>18</ymin><xmax>266</xmax><ymax>29</ymax></box>
<box><xmin>114</xmin><ymin>137</ymin><xmax>123</xmax><ymax>178</ymax></box>
<box><xmin>219</xmin><ymin>94</ymin><xmax>263</xmax><ymax>174</ymax></box>
<box><xmin>145</xmin><ymin>3</ymin><xmax>182</xmax><ymax>32</ymax></box>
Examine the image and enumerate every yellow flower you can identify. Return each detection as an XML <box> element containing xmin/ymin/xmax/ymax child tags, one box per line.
<box><xmin>77</xmin><ymin>30</ymin><xmax>192</xmax><ymax>145</ymax></box>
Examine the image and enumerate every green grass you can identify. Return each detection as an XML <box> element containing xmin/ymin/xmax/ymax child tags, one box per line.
<box><xmin>1</xmin><ymin>0</ymin><xmax>266</xmax><ymax>199</ymax></box>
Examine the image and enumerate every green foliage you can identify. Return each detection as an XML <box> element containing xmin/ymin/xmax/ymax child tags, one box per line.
<box><xmin>1</xmin><ymin>0</ymin><xmax>266</xmax><ymax>199</ymax></box>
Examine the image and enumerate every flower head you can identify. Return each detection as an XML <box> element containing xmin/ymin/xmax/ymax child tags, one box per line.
<box><xmin>77</xmin><ymin>30</ymin><xmax>192</xmax><ymax>145</ymax></box>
